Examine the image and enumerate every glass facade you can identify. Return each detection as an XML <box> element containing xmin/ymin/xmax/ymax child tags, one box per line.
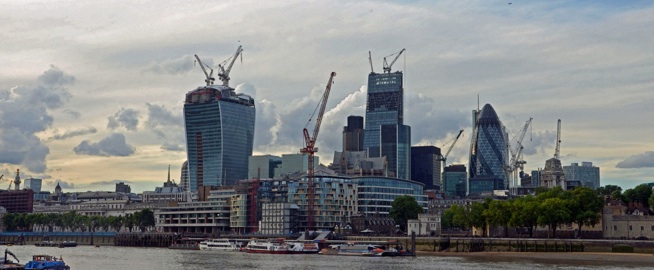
<box><xmin>563</xmin><ymin>162</ymin><xmax>600</xmax><ymax>190</ymax></box>
<box><xmin>443</xmin><ymin>164</ymin><xmax>466</xmax><ymax>198</ymax></box>
<box><xmin>353</xmin><ymin>176</ymin><xmax>427</xmax><ymax>216</ymax></box>
<box><xmin>184</xmin><ymin>85</ymin><xmax>255</xmax><ymax>191</ymax></box>
<box><xmin>380</xmin><ymin>124</ymin><xmax>411</xmax><ymax>180</ymax></box>
<box><xmin>364</xmin><ymin>72</ymin><xmax>404</xmax><ymax>158</ymax></box>
<box><xmin>469</xmin><ymin>104</ymin><xmax>508</xmax><ymax>193</ymax></box>
<box><xmin>411</xmin><ymin>146</ymin><xmax>442</xmax><ymax>190</ymax></box>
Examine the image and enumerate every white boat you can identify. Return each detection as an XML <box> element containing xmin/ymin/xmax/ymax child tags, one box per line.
<box><xmin>245</xmin><ymin>240</ymin><xmax>289</xmax><ymax>254</ymax></box>
<box><xmin>286</xmin><ymin>241</ymin><xmax>320</xmax><ymax>254</ymax></box>
<box><xmin>319</xmin><ymin>243</ymin><xmax>384</xmax><ymax>256</ymax></box>
<box><xmin>198</xmin><ymin>239</ymin><xmax>238</xmax><ymax>251</ymax></box>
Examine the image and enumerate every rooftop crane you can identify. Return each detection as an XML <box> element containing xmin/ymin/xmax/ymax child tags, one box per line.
<box><xmin>194</xmin><ymin>54</ymin><xmax>215</xmax><ymax>86</ymax></box>
<box><xmin>508</xmin><ymin>117</ymin><xmax>532</xmax><ymax>194</ymax></box>
<box><xmin>217</xmin><ymin>45</ymin><xmax>243</xmax><ymax>87</ymax></box>
<box><xmin>383</xmin><ymin>48</ymin><xmax>405</xmax><ymax>73</ymax></box>
<box><xmin>554</xmin><ymin>119</ymin><xmax>561</xmax><ymax>160</ymax></box>
<box><xmin>300</xmin><ymin>71</ymin><xmax>336</xmax><ymax>231</ymax></box>
<box><xmin>368</xmin><ymin>51</ymin><xmax>374</xmax><ymax>73</ymax></box>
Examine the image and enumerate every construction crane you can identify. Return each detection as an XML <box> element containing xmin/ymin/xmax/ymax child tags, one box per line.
<box><xmin>438</xmin><ymin>129</ymin><xmax>464</xmax><ymax>166</ymax></box>
<box><xmin>382</xmin><ymin>48</ymin><xmax>405</xmax><ymax>73</ymax></box>
<box><xmin>300</xmin><ymin>71</ymin><xmax>336</xmax><ymax>231</ymax></box>
<box><xmin>217</xmin><ymin>45</ymin><xmax>243</xmax><ymax>87</ymax></box>
<box><xmin>554</xmin><ymin>119</ymin><xmax>561</xmax><ymax>160</ymax></box>
<box><xmin>194</xmin><ymin>54</ymin><xmax>215</xmax><ymax>86</ymax></box>
<box><xmin>368</xmin><ymin>51</ymin><xmax>374</xmax><ymax>73</ymax></box>
<box><xmin>507</xmin><ymin>118</ymin><xmax>532</xmax><ymax>194</ymax></box>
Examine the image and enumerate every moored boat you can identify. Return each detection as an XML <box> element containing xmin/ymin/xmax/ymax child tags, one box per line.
<box><xmin>245</xmin><ymin>240</ymin><xmax>288</xmax><ymax>254</ymax></box>
<box><xmin>24</xmin><ymin>255</ymin><xmax>70</xmax><ymax>270</ymax></box>
<box><xmin>319</xmin><ymin>243</ymin><xmax>384</xmax><ymax>256</ymax></box>
<box><xmin>286</xmin><ymin>241</ymin><xmax>320</xmax><ymax>254</ymax></box>
<box><xmin>1</xmin><ymin>249</ymin><xmax>24</xmax><ymax>270</ymax></box>
<box><xmin>198</xmin><ymin>239</ymin><xmax>238</xmax><ymax>251</ymax></box>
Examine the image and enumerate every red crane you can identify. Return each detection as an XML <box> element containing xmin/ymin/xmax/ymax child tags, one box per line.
<box><xmin>300</xmin><ymin>71</ymin><xmax>336</xmax><ymax>231</ymax></box>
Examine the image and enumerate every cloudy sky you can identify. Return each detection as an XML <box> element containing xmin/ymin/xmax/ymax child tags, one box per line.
<box><xmin>1</xmin><ymin>0</ymin><xmax>653</xmax><ymax>193</ymax></box>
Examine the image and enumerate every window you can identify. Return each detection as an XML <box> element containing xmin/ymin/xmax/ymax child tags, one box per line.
<box><xmin>630</xmin><ymin>225</ymin><xmax>633</xmax><ymax>231</ymax></box>
<box><xmin>614</xmin><ymin>226</ymin><xmax>617</xmax><ymax>230</ymax></box>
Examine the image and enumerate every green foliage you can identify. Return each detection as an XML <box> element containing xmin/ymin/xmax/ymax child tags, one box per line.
<box><xmin>484</xmin><ymin>200</ymin><xmax>511</xmax><ymax>236</ymax></box>
<box><xmin>597</xmin><ymin>185</ymin><xmax>621</xmax><ymax>196</ymax></box>
<box><xmin>537</xmin><ymin>197</ymin><xmax>571</xmax><ymax>238</ymax></box>
<box><xmin>622</xmin><ymin>184</ymin><xmax>653</xmax><ymax>208</ymax></box>
<box><xmin>1</xmin><ymin>209</ymin><xmax>157</xmax><ymax>233</ymax></box>
<box><xmin>569</xmin><ymin>187</ymin><xmax>604</xmax><ymax>237</ymax></box>
<box><xmin>389</xmin><ymin>195</ymin><xmax>423</xmax><ymax>230</ymax></box>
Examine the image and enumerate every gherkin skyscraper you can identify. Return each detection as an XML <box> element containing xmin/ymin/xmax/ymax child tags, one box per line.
<box><xmin>469</xmin><ymin>104</ymin><xmax>508</xmax><ymax>194</ymax></box>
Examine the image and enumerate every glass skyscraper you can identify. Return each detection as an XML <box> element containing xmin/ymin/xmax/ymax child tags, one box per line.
<box><xmin>184</xmin><ymin>85</ymin><xmax>255</xmax><ymax>191</ymax></box>
<box><xmin>469</xmin><ymin>104</ymin><xmax>508</xmax><ymax>193</ymax></box>
<box><xmin>364</xmin><ymin>71</ymin><xmax>411</xmax><ymax>179</ymax></box>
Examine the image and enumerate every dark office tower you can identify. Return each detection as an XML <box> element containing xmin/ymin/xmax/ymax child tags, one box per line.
<box><xmin>443</xmin><ymin>164</ymin><xmax>467</xmax><ymax>198</ymax></box>
<box><xmin>381</xmin><ymin>124</ymin><xmax>411</xmax><ymax>179</ymax></box>
<box><xmin>411</xmin><ymin>146</ymin><xmax>442</xmax><ymax>190</ymax></box>
<box><xmin>469</xmin><ymin>104</ymin><xmax>508</xmax><ymax>192</ymax></box>
<box><xmin>364</xmin><ymin>72</ymin><xmax>404</xmax><ymax>157</ymax></box>
<box><xmin>343</xmin><ymin>115</ymin><xmax>364</xmax><ymax>151</ymax></box>
<box><xmin>115</xmin><ymin>182</ymin><xmax>131</xmax><ymax>193</ymax></box>
<box><xmin>184</xmin><ymin>85</ymin><xmax>255</xmax><ymax>191</ymax></box>
<box><xmin>180</xmin><ymin>160</ymin><xmax>189</xmax><ymax>192</ymax></box>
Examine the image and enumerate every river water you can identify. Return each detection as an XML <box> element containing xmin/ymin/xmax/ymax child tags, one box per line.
<box><xmin>4</xmin><ymin>245</ymin><xmax>651</xmax><ymax>270</ymax></box>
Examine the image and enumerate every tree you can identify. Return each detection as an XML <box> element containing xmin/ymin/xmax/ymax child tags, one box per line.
<box><xmin>137</xmin><ymin>209</ymin><xmax>155</xmax><ymax>232</ymax></box>
<box><xmin>509</xmin><ymin>195</ymin><xmax>538</xmax><ymax>237</ymax></box>
<box><xmin>484</xmin><ymin>200</ymin><xmax>511</xmax><ymax>237</ymax></box>
<box><xmin>597</xmin><ymin>185</ymin><xmax>621</xmax><ymax>196</ymax></box>
<box><xmin>469</xmin><ymin>199</ymin><xmax>490</xmax><ymax>236</ymax></box>
<box><xmin>389</xmin><ymin>195</ymin><xmax>423</xmax><ymax>230</ymax></box>
<box><xmin>537</xmin><ymin>197</ymin><xmax>571</xmax><ymax>238</ymax></box>
<box><xmin>569</xmin><ymin>187</ymin><xmax>604</xmax><ymax>238</ymax></box>
<box><xmin>450</xmin><ymin>204</ymin><xmax>471</xmax><ymax>231</ymax></box>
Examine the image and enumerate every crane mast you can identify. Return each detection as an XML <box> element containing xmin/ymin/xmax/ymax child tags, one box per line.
<box><xmin>368</xmin><ymin>51</ymin><xmax>374</xmax><ymax>73</ymax></box>
<box><xmin>300</xmin><ymin>71</ymin><xmax>336</xmax><ymax>231</ymax></box>
<box><xmin>218</xmin><ymin>45</ymin><xmax>243</xmax><ymax>87</ymax></box>
<box><xmin>383</xmin><ymin>48</ymin><xmax>405</xmax><ymax>73</ymax></box>
<box><xmin>508</xmin><ymin>118</ymin><xmax>532</xmax><ymax>194</ymax></box>
<box><xmin>554</xmin><ymin>119</ymin><xmax>561</xmax><ymax>160</ymax></box>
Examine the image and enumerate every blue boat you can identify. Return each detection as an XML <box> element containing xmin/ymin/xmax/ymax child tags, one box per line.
<box><xmin>24</xmin><ymin>255</ymin><xmax>70</xmax><ymax>270</ymax></box>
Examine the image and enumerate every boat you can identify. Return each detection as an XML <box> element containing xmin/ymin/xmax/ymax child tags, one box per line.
<box><xmin>198</xmin><ymin>239</ymin><xmax>238</xmax><ymax>251</ymax></box>
<box><xmin>244</xmin><ymin>240</ymin><xmax>288</xmax><ymax>254</ymax></box>
<box><xmin>168</xmin><ymin>237</ymin><xmax>201</xmax><ymax>250</ymax></box>
<box><xmin>24</xmin><ymin>255</ymin><xmax>70</xmax><ymax>270</ymax></box>
<box><xmin>285</xmin><ymin>241</ymin><xmax>320</xmax><ymax>254</ymax></box>
<box><xmin>1</xmin><ymin>249</ymin><xmax>24</xmax><ymax>270</ymax></box>
<box><xmin>319</xmin><ymin>243</ymin><xmax>384</xmax><ymax>256</ymax></box>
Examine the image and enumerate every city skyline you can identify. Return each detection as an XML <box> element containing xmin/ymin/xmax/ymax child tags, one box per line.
<box><xmin>1</xmin><ymin>1</ymin><xmax>653</xmax><ymax>192</ymax></box>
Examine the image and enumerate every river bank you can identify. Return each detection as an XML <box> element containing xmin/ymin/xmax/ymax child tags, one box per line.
<box><xmin>417</xmin><ymin>251</ymin><xmax>654</xmax><ymax>267</ymax></box>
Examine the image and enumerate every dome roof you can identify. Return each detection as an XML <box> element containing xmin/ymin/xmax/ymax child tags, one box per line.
<box><xmin>477</xmin><ymin>103</ymin><xmax>501</xmax><ymax>126</ymax></box>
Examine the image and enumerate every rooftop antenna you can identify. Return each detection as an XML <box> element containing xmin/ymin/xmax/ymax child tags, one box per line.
<box><xmin>194</xmin><ymin>54</ymin><xmax>215</xmax><ymax>86</ymax></box>
<box><xmin>477</xmin><ymin>94</ymin><xmax>480</xmax><ymax>111</ymax></box>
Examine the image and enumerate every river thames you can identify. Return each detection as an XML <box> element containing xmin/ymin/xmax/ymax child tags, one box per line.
<box><xmin>4</xmin><ymin>245</ymin><xmax>653</xmax><ymax>269</ymax></box>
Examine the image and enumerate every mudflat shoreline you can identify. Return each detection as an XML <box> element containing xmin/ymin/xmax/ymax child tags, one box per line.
<box><xmin>417</xmin><ymin>251</ymin><xmax>654</xmax><ymax>267</ymax></box>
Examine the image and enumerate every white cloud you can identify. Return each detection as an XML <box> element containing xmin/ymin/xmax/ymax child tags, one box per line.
<box><xmin>73</xmin><ymin>133</ymin><xmax>136</xmax><ymax>157</ymax></box>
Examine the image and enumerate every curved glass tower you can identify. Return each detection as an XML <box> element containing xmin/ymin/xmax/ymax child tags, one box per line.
<box><xmin>184</xmin><ymin>85</ymin><xmax>255</xmax><ymax>191</ymax></box>
<box><xmin>469</xmin><ymin>104</ymin><xmax>508</xmax><ymax>193</ymax></box>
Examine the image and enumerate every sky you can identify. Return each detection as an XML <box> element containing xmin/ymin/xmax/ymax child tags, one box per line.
<box><xmin>1</xmin><ymin>0</ymin><xmax>653</xmax><ymax>193</ymax></box>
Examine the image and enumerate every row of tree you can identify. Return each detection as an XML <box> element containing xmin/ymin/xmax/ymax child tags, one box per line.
<box><xmin>443</xmin><ymin>186</ymin><xmax>604</xmax><ymax>238</ymax></box>
<box><xmin>2</xmin><ymin>209</ymin><xmax>155</xmax><ymax>233</ymax></box>
<box><xmin>599</xmin><ymin>183</ymin><xmax>654</xmax><ymax>210</ymax></box>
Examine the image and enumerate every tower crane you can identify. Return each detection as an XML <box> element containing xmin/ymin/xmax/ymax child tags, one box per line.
<box><xmin>508</xmin><ymin>118</ymin><xmax>532</xmax><ymax>194</ymax></box>
<box><xmin>438</xmin><ymin>130</ymin><xmax>464</xmax><ymax>166</ymax></box>
<box><xmin>217</xmin><ymin>45</ymin><xmax>243</xmax><ymax>87</ymax></box>
<box><xmin>368</xmin><ymin>51</ymin><xmax>374</xmax><ymax>73</ymax></box>
<box><xmin>300</xmin><ymin>71</ymin><xmax>336</xmax><ymax>231</ymax></box>
<box><xmin>194</xmin><ymin>54</ymin><xmax>215</xmax><ymax>86</ymax></box>
<box><xmin>382</xmin><ymin>48</ymin><xmax>405</xmax><ymax>73</ymax></box>
<box><xmin>554</xmin><ymin>119</ymin><xmax>561</xmax><ymax>160</ymax></box>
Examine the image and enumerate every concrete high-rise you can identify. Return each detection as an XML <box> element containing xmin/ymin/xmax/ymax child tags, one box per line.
<box><xmin>469</xmin><ymin>104</ymin><xmax>509</xmax><ymax>193</ymax></box>
<box><xmin>563</xmin><ymin>162</ymin><xmax>600</xmax><ymax>190</ymax></box>
<box><xmin>363</xmin><ymin>54</ymin><xmax>411</xmax><ymax>179</ymax></box>
<box><xmin>248</xmin><ymin>155</ymin><xmax>282</xmax><ymax>179</ymax></box>
<box><xmin>184</xmin><ymin>84</ymin><xmax>255</xmax><ymax>191</ymax></box>
<box><xmin>411</xmin><ymin>146</ymin><xmax>441</xmax><ymax>190</ymax></box>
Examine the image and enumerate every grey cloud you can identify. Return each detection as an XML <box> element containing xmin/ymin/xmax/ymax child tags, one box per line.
<box><xmin>616</xmin><ymin>152</ymin><xmax>654</xmax><ymax>169</ymax></box>
<box><xmin>87</xmin><ymin>179</ymin><xmax>132</xmax><ymax>186</ymax></box>
<box><xmin>49</xmin><ymin>127</ymin><xmax>97</xmax><ymax>140</ymax></box>
<box><xmin>62</xmin><ymin>109</ymin><xmax>81</xmax><ymax>119</ymax></box>
<box><xmin>107</xmin><ymin>108</ymin><xmax>140</xmax><ymax>131</ymax></box>
<box><xmin>521</xmin><ymin>130</ymin><xmax>557</xmax><ymax>156</ymax></box>
<box><xmin>161</xmin><ymin>143</ymin><xmax>185</xmax><ymax>152</ymax></box>
<box><xmin>145</xmin><ymin>103</ymin><xmax>182</xmax><ymax>129</ymax></box>
<box><xmin>144</xmin><ymin>55</ymin><xmax>199</xmax><ymax>75</ymax></box>
<box><xmin>0</xmin><ymin>66</ymin><xmax>73</xmax><ymax>173</ymax></box>
<box><xmin>73</xmin><ymin>133</ymin><xmax>136</xmax><ymax>157</ymax></box>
